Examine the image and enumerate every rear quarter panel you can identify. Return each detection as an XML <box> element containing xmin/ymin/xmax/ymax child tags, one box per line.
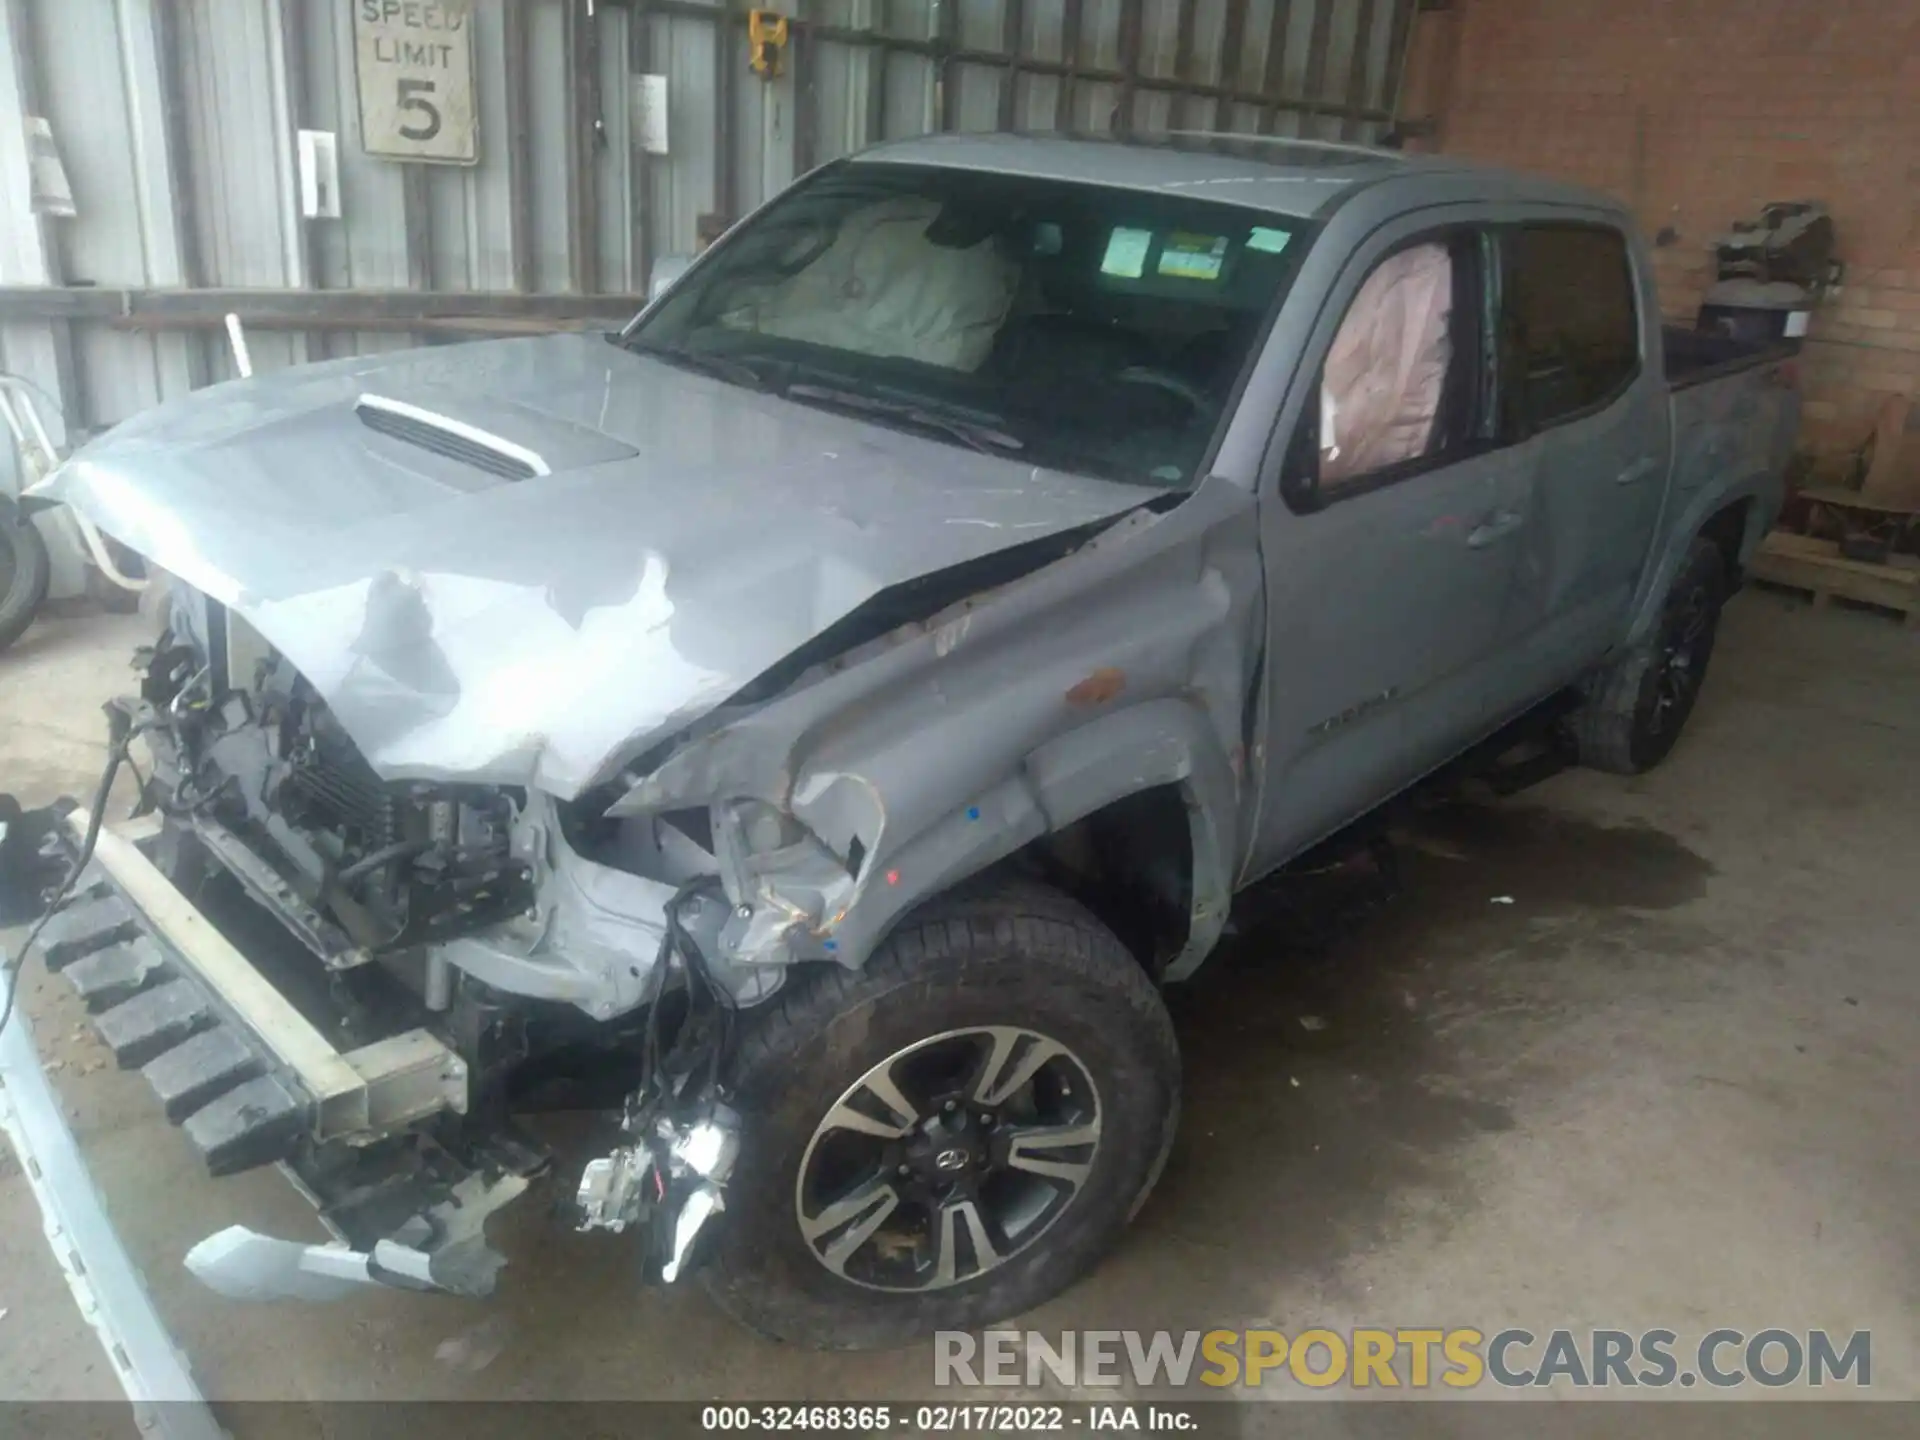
<box><xmin>1627</xmin><ymin>361</ymin><xmax>1798</xmax><ymax>645</ymax></box>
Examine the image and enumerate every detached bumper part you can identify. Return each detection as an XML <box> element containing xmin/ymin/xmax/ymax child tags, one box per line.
<box><xmin>185</xmin><ymin>1227</ymin><xmax>428</xmax><ymax>1303</ymax></box>
<box><xmin>44</xmin><ymin>813</ymin><xmax>469</xmax><ymax>1164</ymax></box>
<box><xmin>186</xmin><ymin>1167</ymin><xmax>532</xmax><ymax>1302</ymax></box>
<box><xmin>11</xmin><ymin>806</ymin><xmax>536</xmax><ymax>1302</ymax></box>
<box><xmin>0</xmin><ymin>961</ymin><xmax>222</xmax><ymax>1440</ymax></box>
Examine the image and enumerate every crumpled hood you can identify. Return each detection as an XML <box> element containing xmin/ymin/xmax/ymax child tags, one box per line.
<box><xmin>47</xmin><ymin>332</ymin><xmax>1146</xmax><ymax>797</ymax></box>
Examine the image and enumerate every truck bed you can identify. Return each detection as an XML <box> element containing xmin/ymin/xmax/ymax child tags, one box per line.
<box><xmin>1662</xmin><ymin>325</ymin><xmax>1794</xmax><ymax>391</ymax></box>
<box><xmin>1661</xmin><ymin>326</ymin><xmax>1799</xmax><ymax>524</ymax></box>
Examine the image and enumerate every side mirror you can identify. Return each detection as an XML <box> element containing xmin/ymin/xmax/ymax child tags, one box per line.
<box><xmin>649</xmin><ymin>253</ymin><xmax>695</xmax><ymax>303</ymax></box>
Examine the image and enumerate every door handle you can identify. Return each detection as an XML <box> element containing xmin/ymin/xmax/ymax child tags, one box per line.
<box><xmin>1616</xmin><ymin>456</ymin><xmax>1660</xmax><ymax>485</ymax></box>
<box><xmin>1467</xmin><ymin>509</ymin><xmax>1524</xmax><ymax>548</ymax></box>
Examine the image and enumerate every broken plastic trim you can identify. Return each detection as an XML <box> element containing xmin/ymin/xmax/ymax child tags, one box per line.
<box><xmin>183</xmin><ymin>1167</ymin><xmax>530</xmax><ymax>1302</ymax></box>
<box><xmin>0</xmin><ymin>962</ymin><xmax>223</xmax><ymax>1439</ymax></box>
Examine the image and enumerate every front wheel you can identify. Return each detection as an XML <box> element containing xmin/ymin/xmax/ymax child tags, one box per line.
<box><xmin>703</xmin><ymin>879</ymin><xmax>1180</xmax><ymax>1349</ymax></box>
<box><xmin>1570</xmin><ymin>537</ymin><xmax>1727</xmax><ymax>775</ymax></box>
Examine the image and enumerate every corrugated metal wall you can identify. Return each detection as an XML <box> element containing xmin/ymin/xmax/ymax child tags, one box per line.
<box><xmin>0</xmin><ymin>0</ymin><xmax>1415</xmax><ymax>456</ymax></box>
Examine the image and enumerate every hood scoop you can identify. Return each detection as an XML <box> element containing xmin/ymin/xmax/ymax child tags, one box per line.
<box><xmin>357</xmin><ymin>395</ymin><xmax>547</xmax><ymax>481</ymax></box>
<box><xmin>353</xmin><ymin>385</ymin><xmax>641</xmax><ymax>483</ymax></box>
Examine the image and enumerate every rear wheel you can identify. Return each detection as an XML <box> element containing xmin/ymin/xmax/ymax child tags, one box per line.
<box><xmin>1570</xmin><ymin>537</ymin><xmax>1726</xmax><ymax>775</ymax></box>
<box><xmin>703</xmin><ymin>879</ymin><xmax>1179</xmax><ymax>1349</ymax></box>
<box><xmin>0</xmin><ymin>496</ymin><xmax>51</xmax><ymax>654</ymax></box>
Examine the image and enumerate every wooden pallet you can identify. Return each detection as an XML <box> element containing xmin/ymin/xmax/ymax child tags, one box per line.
<box><xmin>1748</xmin><ymin>531</ymin><xmax>1920</xmax><ymax>629</ymax></box>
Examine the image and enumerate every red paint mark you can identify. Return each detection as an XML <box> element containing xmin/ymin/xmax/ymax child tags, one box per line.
<box><xmin>885</xmin><ymin>869</ymin><xmax>900</xmax><ymax>886</ymax></box>
<box><xmin>1065</xmin><ymin>667</ymin><xmax>1127</xmax><ymax>707</ymax></box>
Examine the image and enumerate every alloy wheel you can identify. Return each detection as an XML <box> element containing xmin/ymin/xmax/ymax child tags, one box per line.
<box><xmin>1649</xmin><ymin>581</ymin><xmax>1713</xmax><ymax>734</ymax></box>
<box><xmin>793</xmin><ymin>1025</ymin><xmax>1102</xmax><ymax>1293</ymax></box>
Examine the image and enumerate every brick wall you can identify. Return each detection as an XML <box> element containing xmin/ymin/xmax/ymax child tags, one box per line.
<box><xmin>1399</xmin><ymin>0</ymin><xmax>1920</xmax><ymax>459</ymax></box>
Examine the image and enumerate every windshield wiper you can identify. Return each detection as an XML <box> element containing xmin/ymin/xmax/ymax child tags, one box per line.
<box><xmin>785</xmin><ymin>384</ymin><xmax>1024</xmax><ymax>457</ymax></box>
<box><xmin>619</xmin><ymin>337</ymin><xmax>770</xmax><ymax>391</ymax></box>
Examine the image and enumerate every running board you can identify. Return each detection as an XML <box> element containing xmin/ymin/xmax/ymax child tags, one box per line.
<box><xmin>42</xmin><ymin>813</ymin><xmax>467</xmax><ymax>1171</ymax></box>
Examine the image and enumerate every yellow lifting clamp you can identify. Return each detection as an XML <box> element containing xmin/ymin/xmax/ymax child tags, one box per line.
<box><xmin>749</xmin><ymin>10</ymin><xmax>789</xmax><ymax>77</ymax></box>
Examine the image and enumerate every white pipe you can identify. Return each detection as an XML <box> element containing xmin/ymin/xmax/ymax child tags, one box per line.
<box><xmin>66</xmin><ymin>509</ymin><xmax>149</xmax><ymax>592</ymax></box>
<box><xmin>224</xmin><ymin>313</ymin><xmax>253</xmax><ymax>378</ymax></box>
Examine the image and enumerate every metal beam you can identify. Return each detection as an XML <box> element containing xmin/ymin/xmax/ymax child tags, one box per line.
<box><xmin>503</xmin><ymin>0</ymin><xmax>535</xmax><ymax>293</ymax></box>
<box><xmin>400</xmin><ymin>166</ymin><xmax>433</xmax><ymax>292</ymax></box>
<box><xmin>935</xmin><ymin>0</ymin><xmax>958</xmax><ymax>132</ymax></box>
<box><xmin>1338</xmin><ymin>0</ymin><xmax>1381</xmax><ymax>141</ymax></box>
<box><xmin>793</xmin><ymin>14</ymin><xmax>818</xmax><ymax>168</ymax></box>
<box><xmin>627</xmin><ymin>3</ymin><xmax>653</xmax><ymax>293</ymax></box>
<box><xmin>72</xmin><ymin>816</ymin><xmax>367</xmax><ymax>1119</ymax></box>
<box><xmin>113</xmin><ymin>0</ymin><xmax>205</xmax><ymax>395</ymax></box>
<box><xmin>565</xmin><ymin>0</ymin><xmax>601</xmax><ymax>292</ymax></box>
<box><xmin>1115</xmin><ymin>0</ymin><xmax>1144</xmax><ymax>135</ymax></box>
<box><xmin>1054</xmin><ymin>0</ymin><xmax>1084</xmax><ymax>131</ymax></box>
<box><xmin>150</xmin><ymin>0</ymin><xmax>206</xmax><ymax>292</ymax></box>
<box><xmin>713</xmin><ymin>0</ymin><xmax>737</xmax><ymax>229</ymax></box>
<box><xmin>865</xmin><ymin>0</ymin><xmax>890</xmax><ymax>144</ymax></box>
<box><xmin>1258</xmin><ymin>2</ymin><xmax>1295</xmax><ymax>134</ymax></box>
<box><xmin>1382</xmin><ymin>0</ymin><xmax>1422</xmax><ymax>126</ymax></box>
<box><xmin>0</xmin><ymin>286</ymin><xmax>646</xmax><ymax>323</ymax></box>
<box><xmin>621</xmin><ymin>0</ymin><xmax>1396</xmax><ymax>129</ymax></box>
<box><xmin>0</xmin><ymin>0</ymin><xmax>83</xmax><ymax>434</ymax></box>
<box><xmin>1170</xmin><ymin>0</ymin><xmax>1198</xmax><ymax>129</ymax></box>
<box><xmin>997</xmin><ymin>0</ymin><xmax>1023</xmax><ymax>130</ymax></box>
<box><xmin>1297</xmin><ymin>0</ymin><xmax>1339</xmax><ymax>138</ymax></box>
<box><xmin>1212</xmin><ymin>0</ymin><xmax>1250</xmax><ymax>130</ymax></box>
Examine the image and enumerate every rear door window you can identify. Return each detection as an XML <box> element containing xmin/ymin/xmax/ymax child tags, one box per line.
<box><xmin>1501</xmin><ymin>225</ymin><xmax>1639</xmax><ymax>432</ymax></box>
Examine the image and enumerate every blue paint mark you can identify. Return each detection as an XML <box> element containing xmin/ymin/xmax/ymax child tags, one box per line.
<box><xmin>823</xmin><ymin>939</ymin><xmax>838</xmax><ymax>953</ymax></box>
<box><xmin>966</xmin><ymin>806</ymin><xmax>981</xmax><ymax>821</ymax></box>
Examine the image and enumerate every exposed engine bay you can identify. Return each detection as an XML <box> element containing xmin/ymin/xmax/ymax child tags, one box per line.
<box><xmin>142</xmin><ymin>628</ymin><xmax>533</xmax><ymax>968</ymax></box>
<box><xmin>115</xmin><ymin>584</ymin><xmax>756</xmax><ymax>1291</ymax></box>
<box><xmin>138</xmin><ymin>580</ymin><xmax>742</xmax><ymax>1007</ymax></box>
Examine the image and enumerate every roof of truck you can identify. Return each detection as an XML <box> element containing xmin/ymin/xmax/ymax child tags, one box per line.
<box><xmin>853</xmin><ymin>131</ymin><xmax>1614</xmax><ymax>221</ymax></box>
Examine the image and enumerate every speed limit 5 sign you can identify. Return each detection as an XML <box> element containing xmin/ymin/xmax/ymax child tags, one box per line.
<box><xmin>353</xmin><ymin>0</ymin><xmax>478</xmax><ymax>164</ymax></box>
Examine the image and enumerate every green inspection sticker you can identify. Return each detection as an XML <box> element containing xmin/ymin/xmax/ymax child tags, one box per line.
<box><xmin>1158</xmin><ymin>232</ymin><xmax>1229</xmax><ymax>281</ymax></box>
<box><xmin>1247</xmin><ymin>226</ymin><xmax>1292</xmax><ymax>254</ymax></box>
<box><xmin>1101</xmin><ymin>226</ymin><xmax>1153</xmax><ymax>278</ymax></box>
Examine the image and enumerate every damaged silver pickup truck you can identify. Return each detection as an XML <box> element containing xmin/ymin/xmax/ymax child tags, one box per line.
<box><xmin>2</xmin><ymin>134</ymin><xmax>1797</xmax><ymax>1353</ymax></box>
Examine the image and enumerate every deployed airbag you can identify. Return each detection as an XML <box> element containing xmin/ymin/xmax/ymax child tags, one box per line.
<box><xmin>1320</xmin><ymin>242</ymin><xmax>1453</xmax><ymax>485</ymax></box>
<box><xmin>724</xmin><ymin>198</ymin><xmax>1018</xmax><ymax>372</ymax></box>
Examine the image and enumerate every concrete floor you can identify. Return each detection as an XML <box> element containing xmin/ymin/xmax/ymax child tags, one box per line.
<box><xmin>1</xmin><ymin>591</ymin><xmax>1915</xmax><ymax>1413</ymax></box>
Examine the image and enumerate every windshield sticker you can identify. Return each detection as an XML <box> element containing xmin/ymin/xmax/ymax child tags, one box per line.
<box><xmin>1158</xmin><ymin>232</ymin><xmax>1230</xmax><ymax>281</ymax></box>
<box><xmin>1101</xmin><ymin>226</ymin><xmax>1153</xmax><ymax>279</ymax></box>
<box><xmin>1247</xmin><ymin>226</ymin><xmax>1293</xmax><ymax>255</ymax></box>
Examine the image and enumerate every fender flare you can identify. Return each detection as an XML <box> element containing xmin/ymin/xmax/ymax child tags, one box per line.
<box><xmin>820</xmin><ymin>697</ymin><xmax>1239</xmax><ymax>978</ymax></box>
<box><xmin>1624</xmin><ymin>473</ymin><xmax>1775</xmax><ymax>647</ymax></box>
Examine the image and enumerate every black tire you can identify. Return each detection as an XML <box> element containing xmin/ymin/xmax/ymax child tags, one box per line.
<box><xmin>1570</xmin><ymin>537</ymin><xmax>1726</xmax><ymax>775</ymax></box>
<box><xmin>703</xmin><ymin>878</ymin><xmax>1180</xmax><ymax>1349</ymax></box>
<box><xmin>0</xmin><ymin>495</ymin><xmax>51</xmax><ymax>654</ymax></box>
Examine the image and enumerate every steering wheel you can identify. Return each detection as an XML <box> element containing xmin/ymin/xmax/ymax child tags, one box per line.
<box><xmin>1115</xmin><ymin>366</ymin><xmax>1209</xmax><ymax>415</ymax></box>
